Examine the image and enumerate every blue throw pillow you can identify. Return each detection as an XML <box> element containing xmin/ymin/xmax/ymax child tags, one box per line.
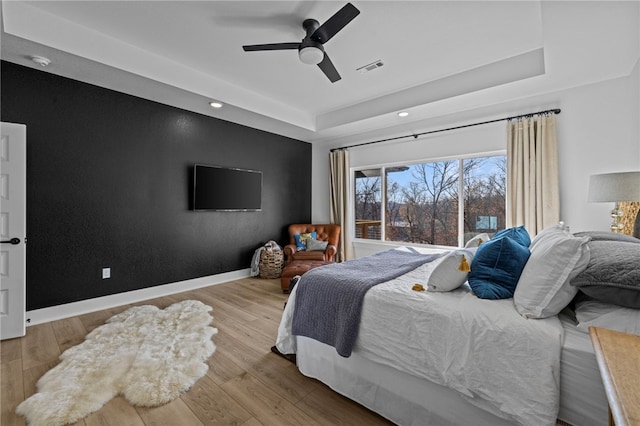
<box><xmin>492</xmin><ymin>225</ymin><xmax>531</xmax><ymax>247</ymax></box>
<box><xmin>294</xmin><ymin>232</ymin><xmax>317</xmax><ymax>251</ymax></box>
<box><xmin>468</xmin><ymin>236</ymin><xmax>531</xmax><ymax>299</ymax></box>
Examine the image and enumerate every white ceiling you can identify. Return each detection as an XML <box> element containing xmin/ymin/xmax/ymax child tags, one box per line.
<box><xmin>1</xmin><ymin>1</ymin><xmax>638</xmax><ymax>144</ymax></box>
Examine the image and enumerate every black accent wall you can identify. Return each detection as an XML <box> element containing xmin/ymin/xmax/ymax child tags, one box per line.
<box><xmin>1</xmin><ymin>61</ymin><xmax>312</xmax><ymax>310</ymax></box>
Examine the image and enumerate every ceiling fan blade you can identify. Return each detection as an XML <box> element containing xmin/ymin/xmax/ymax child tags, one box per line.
<box><xmin>242</xmin><ymin>42</ymin><xmax>299</xmax><ymax>52</ymax></box>
<box><xmin>317</xmin><ymin>53</ymin><xmax>341</xmax><ymax>83</ymax></box>
<box><xmin>311</xmin><ymin>3</ymin><xmax>360</xmax><ymax>44</ymax></box>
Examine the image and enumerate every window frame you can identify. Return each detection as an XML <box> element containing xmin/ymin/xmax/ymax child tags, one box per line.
<box><xmin>351</xmin><ymin>149</ymin><xmax>506</xmax><ymax>248</ymax></box>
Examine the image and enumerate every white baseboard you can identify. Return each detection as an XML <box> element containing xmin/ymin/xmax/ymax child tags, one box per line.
<box><xmin>26</xmin><ymin>269</ymin><xmax>252</xmax><ymax>326</ymax></box>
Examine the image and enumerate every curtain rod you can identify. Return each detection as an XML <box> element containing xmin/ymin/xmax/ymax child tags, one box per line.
<box><xmin>330</xmin><ymin>108</ymin><xmax>561</xmax><ymax>152</ymax></box>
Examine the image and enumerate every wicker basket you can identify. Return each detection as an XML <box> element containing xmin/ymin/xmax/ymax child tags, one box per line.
<box><xmin>259</xmin><ymin>250</ymin><xmax>284</xmax><ymax>279</ymax></box>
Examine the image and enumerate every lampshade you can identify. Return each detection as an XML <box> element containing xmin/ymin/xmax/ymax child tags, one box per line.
<box><xmin>299</xmin><ymin>47</ymin><xmax>324</xmax><ymax>65</ymax></box>
<box><xmin>588</xmin><ymin>171</ymin><xmax>640</xmax><ymax>202</ymax></box>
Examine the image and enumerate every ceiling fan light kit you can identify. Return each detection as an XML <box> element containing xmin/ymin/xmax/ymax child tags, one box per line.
<box><xmin>242</xmin><ymin>2</ymin><xmax>360</xmax><ymax>83</ymax></box>
<box><xmin>299</xmin><ymin>46</ymin><xmax>324</xmax><ymax>65</ymax></box>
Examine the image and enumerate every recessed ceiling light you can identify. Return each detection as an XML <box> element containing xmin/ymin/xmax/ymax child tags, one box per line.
<box><xmin>209</xmin><ymin>101</ymin><xmax>223</xmax><ymax>109</ymax></box>
<box><xmin>398</xmin><ymin>111</ymin><xmax>409</xmax><ymax>117</ymax></box>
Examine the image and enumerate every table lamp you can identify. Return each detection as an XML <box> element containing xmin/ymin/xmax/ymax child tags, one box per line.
<box><xmin>588</xmin><ymin>171</ymin><xmax>640</xmax><ymax>235</ymax></box>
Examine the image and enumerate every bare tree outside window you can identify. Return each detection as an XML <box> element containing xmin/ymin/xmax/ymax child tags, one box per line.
<box><xmin>462</xmin><ymin>156</ymin><xmax>506</xmax><ymax>244</ymax></box>
<box><xmin>355</xmin><ymin>155</ymin><xmax>506</xmax><ymax>247</ymax></box>
<box><xmin>354</xmin><ymin>169</ymin><xmax>382</xmax><ymax>239</ymax></box>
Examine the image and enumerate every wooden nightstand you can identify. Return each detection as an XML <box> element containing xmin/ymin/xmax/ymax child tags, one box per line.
<box><xmin>589</xmin><ymin>327</ymin><xmax>640</xmax><ymax>426</ymax></box>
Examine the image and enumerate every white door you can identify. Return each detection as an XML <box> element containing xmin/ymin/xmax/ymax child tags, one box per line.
<box><xmin>0</xmin><ymin>122</ymin><xmax>26</xmax><ymax>340</ymax></box>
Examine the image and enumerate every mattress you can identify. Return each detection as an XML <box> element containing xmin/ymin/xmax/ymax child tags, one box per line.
<box><xmin>557</xmin><ymin>313</ymin><xmax>608</xmax><ymax>426</ymax></box>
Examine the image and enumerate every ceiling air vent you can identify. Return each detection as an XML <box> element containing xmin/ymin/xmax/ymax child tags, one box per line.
<box><xmin>357</xmin><ymin>60</ymin><xmax>384</xmax><ymax>74</ymax></box>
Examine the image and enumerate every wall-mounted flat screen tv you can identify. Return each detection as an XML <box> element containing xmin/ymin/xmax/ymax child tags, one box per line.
<box><xmin>193</xmin><ymin>164</ymin><xmax>262</xmax><ymax>211</ymax></box>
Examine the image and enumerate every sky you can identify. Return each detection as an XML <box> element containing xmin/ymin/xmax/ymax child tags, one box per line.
<box><xmin>384</xmin><ymin>155</ymin><xmax>505</xmax><ymax>189</ymax></box>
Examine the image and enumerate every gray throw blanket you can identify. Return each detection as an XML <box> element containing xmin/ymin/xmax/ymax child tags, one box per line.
<box><xmin>291</xmin><ymin>248</ymin><xmax>444</xmax><ymax>357</ymax></box>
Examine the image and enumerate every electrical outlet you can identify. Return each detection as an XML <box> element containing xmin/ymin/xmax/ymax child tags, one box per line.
<box><xmin>102</xmin><ymin>268</ymin><xmax>111</xmax><ymax>279</ymax></box>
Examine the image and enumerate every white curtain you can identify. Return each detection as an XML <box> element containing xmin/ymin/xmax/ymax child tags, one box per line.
<box><xmin>506</xmin><ymin>114</ymin><xmax>560</xmax><ymax>236</ymax></box>
<box><xmin>329</xmin><ymin>149</ymin><xmax>354</xmax><ymax>261</ymax></box>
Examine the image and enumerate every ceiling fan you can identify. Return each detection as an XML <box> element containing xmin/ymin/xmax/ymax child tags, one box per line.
<box><xmin>242</xmin><ymin>3</ymin><xmax>360</xmax><ymax>83</ymax></box>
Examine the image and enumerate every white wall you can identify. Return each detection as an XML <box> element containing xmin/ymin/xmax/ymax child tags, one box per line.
<box><xmin>558</xmin><ymin>68</ymin><xmax>639</xmax><ymax>232</ymax></box>
<box><xmin>347</xmin><ymin>122</ymin><xmax>504</xmax><ymax>169</ymax></box>
<box><xmin>312</xmin><ymin>71</ymin><xmax>640</xmax><ymax>238</ymax></box>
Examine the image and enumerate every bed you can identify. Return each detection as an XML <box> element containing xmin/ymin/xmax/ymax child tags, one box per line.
<box><xmin>275</xmin><ymin>227</ymin><xmax>640</xmax><ymax>426</ymax></box>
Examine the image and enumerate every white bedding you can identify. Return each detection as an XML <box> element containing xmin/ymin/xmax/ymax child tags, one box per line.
<box><xmin>287</xmin><ymin>316</ymin><xmax>608</xmax><ymax>426</ymax></box>
<box><xmin>277</xmin><ymin>253</ymin><xmax>565</xmax><ymax>426</ymax></box>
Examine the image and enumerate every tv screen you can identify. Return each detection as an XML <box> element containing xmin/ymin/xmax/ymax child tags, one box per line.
<box><xmin>193</xmin><ymin>164</ymin><xmax>262</xmax><ymax>211</ymax></box>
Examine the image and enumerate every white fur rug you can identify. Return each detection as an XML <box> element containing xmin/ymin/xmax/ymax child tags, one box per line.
<box><xmin>17</xmin><ymin>300</ymin><xmax>217</xmax><ymax>426</ymax></box>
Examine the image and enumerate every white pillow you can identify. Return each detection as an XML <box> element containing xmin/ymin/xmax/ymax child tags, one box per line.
<box><xmin>427</xmin><ymin>248</ymin><xmax>475</xmax><ymax>292</ymax></box>
<box><xmin>465</xmin><ymin>233</ymin><xmax>490</xmax><ymax>248</ymax></box>
<box><xmin>514</xmin><ymin>227</ymin><xmax>590</xmax><ymax>318</ymax></box>
<box><xmin>529</xmin><ymin>223</ymin><xmax>565</xmax><ymax>249</ymax></box>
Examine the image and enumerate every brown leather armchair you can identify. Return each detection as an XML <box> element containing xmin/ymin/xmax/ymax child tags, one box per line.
<box><xmin>284</xmin><ymin>224</ymin><xmax>341</xmax><ymax>265</ymax></box>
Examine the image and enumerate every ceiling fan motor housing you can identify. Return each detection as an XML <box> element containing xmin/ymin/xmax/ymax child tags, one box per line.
<box><xmin>303</xmin><ymin>19</ymin><xmax>320</xmax><ymax>37</ymax></box>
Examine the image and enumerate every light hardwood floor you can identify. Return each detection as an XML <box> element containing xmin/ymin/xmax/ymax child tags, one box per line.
<box><xmin>1</xmin><ymin>278</ymin><xmax>393</xmax><ymax>426</ymax></box>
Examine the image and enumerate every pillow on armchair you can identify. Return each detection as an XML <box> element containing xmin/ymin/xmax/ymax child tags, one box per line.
<box><xmin>285</xmin><ymin>224</ymin><xmax>341</xmax><ymax>264</ymax></box>
<box><xmin>293</xmin><ymin>232</ymin><xmax>317</xmax><ymax>251</ymax></box>
<box><xmin>306</xmin><ymin>239</ymin><xmax>328</xmax><ymax>251</ymax></box>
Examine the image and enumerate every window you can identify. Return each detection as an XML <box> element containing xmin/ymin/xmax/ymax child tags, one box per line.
<box><xmin>354</xmin><ymin>155</ymin><xmax>506</xmax><ymax>247</ymax></box>
<box><xmin>354</xmin><ymin>169</ymin><xmax>382</xmax><ymax>239</ymax></box>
